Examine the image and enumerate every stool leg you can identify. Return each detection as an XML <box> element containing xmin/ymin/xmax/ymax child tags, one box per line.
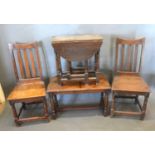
<box><xmin>100</xmin><ymin>92</ymin><xmax>104</xmax><ymax>107</ymax></box>
<box><xmin>140</xmin><ymin>93</ymin><xmax>150</xmax><ymax>120</ymax></box>
<box><xmin>134</xmin><ymin>95</ymin><xmax>138</xmax><ymax>104</ymax></box>
<box><xmin>111</xmin><ymin>93</ymin><xmax>115</xmax><ymax>117</ymax></box>
<box><xmin>50</xmin><ymin>93</ymin><xmax>57</xmax><ymax>119</ymax></box>
<box><xmin>53</xmin><ymin>94</ymin><xmax>59</xmax><ymax>112</ymax></box>
<box><xmin>104</xmin><ymin>92</ymin><xmax>109</xmax><ymax>116</ymax></box>
<box><xmin>22</xmin><ymin>102</ymin><xmax>27</xmax><ymax>110</ymax></box>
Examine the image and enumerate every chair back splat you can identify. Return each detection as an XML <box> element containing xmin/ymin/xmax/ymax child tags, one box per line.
<box><xmin>114</xmin><ymin>38</ymin><xmax>145</xmax><ymax>73</ymax></box>
<box><xmin>8</xmin><ymin>42</ymin><xmax>43</xmax><ymax>81</ymax></box>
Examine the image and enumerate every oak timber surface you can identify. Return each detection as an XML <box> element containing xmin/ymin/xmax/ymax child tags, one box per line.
<box><xmin>52</xmin><ymin>35</ymin><xmax>103</xmax><ymax>43</ymax></box>
<box><xmin>47</xmin><ymin>73</ymin><xmax>110</xmax><ymax>94</ymax></box>
<box><xmin>7</xmin><ymin>79</ymin><xmax>46</xmax><ymax>101</ymax></box>
<box><xmin>112</xmin><ymin>73</ymin><xmax>150</xmax><ymax>93</ymax></box>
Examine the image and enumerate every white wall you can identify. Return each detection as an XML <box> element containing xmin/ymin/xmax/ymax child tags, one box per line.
<box><xmin>0</xmin><ymin>24</ymin><xmax>155</xmax><ymax>95</ymax></box>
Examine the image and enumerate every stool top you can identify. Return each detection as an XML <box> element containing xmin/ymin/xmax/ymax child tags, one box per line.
<box><xmin>47</xmin><ymin>73</ymin><xmax>110</xmax><ymax>94</ymax></box>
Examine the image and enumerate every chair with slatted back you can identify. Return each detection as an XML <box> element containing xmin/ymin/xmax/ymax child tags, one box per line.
<box><xmin>7</xmin><ymin>42</ymin><xmax>49</xmax><ymax>126</ymax></box>
<box><xmin>111</xmin><ymin>38</ymin><xmax>150</xmax><ymax>120</ymax></box>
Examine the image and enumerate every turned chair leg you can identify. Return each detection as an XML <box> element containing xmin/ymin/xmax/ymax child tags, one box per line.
<box><xmin>140</xmin><ymin>93</ymin><xmax>150</xmax><ymax>120</ymax></box>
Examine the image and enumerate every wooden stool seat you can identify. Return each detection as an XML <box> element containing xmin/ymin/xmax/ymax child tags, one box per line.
<box><xmin>112</xmin><ymin>73</ymin><xmax>150</xmax><ymax>94</ymax></box>
<box><xmin>8</xmin><ymin>79</ymin><xmax>46</xmax><ymax>101</ymax></box>
<box><xmin>47</xmin><ymin>74</ymin><xmax>110</xmax><ymax>94</ymax></box>
<box><xmin>47</xmin><ymin>73</ymin><xmax>111</xmax><ymax>118</ymax></box>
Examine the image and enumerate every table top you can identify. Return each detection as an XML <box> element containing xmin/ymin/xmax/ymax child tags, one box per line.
<box><xmin>52</xmin><ymin>35</ymin><xmax>103</xmax><ymax>44</ymax></box>
<box><xmin>47</xmin><ymin>73</ymin><xmax>111</xmax><ymax>94</ymax></box>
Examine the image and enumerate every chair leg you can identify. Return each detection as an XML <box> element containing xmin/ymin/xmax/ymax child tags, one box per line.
<box><xmin>111</xmin><ymin>93</ymin><xmax>115</xmax><ymax>117</ymax></box>
<box><xmin>43</xmin><ymin>97</ymin><xmax>50</xmax><ymax>122</ymax></box>
<box><xmin>140</xmin><ymin>93</ymin><xmax>150</xmax><ymax>120</ymax></box>
<box><xmin>9</xmin><ymin>102</ymin><xmax>21</xmax><ymax>126</ymax></box>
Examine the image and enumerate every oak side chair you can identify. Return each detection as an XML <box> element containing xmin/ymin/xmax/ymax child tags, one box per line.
<box><xmin>111</xmin><ymin>38</ymin><xmax>150</xmax><ymax>120</ymax></box>
<box><xmin>7</xmin><ymin>42</ymin><xmax>49</xmax><ymax>126</ymax></box>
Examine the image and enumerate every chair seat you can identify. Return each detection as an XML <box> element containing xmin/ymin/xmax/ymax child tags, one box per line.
<box><xmin>7</xmin><ymin>79</ymin><xmax>46</xmax><ymax>101</ymax></box>
<box><xmin>112</xmin><ymin>73</ymin><xmax>150</xmax><ymax>94</ymax></box>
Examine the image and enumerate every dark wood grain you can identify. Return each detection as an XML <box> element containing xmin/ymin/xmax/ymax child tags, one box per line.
<box><xmin>52</xmin><ymin>35</ymin><xmax>103</xmax><ymax>85</ymax></box>
<box><xmin>47</xmin><ymin>73</ymin><xmax>111</xmax><ymax>118</ymax></box>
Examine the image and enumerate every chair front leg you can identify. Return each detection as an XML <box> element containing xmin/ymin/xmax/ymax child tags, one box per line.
<box><xmin>140</xmin><ymin>93</ymin><xmax>150</xmax><ymax>120</ymax></box>
<box><xmin>9</xmin><ymin>101</ymin><xmax>21</xmax><ymax>126</ymax></box>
